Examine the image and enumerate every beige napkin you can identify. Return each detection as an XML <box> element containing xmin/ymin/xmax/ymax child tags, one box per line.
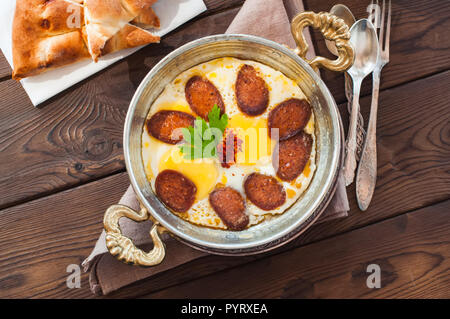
<box><xmin>83</xmin><ymin>0</ymin><xmax>349</xmax><ymax>296</ymax></box>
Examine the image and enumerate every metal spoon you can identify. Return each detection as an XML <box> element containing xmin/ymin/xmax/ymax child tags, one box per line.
<box><xmin>325</xmin><ymin>4</ymin><xmax>356</xmax><ymax>56</ymax></box>
<box><xmin>343</xmin><ymin>19</ymin><xmax>378</xmax><ymax>186</ymax></box>
<box><xmin>326</xmin><ymin>5</ymin><xmax>366</xmax><ymax>162</ymax></box>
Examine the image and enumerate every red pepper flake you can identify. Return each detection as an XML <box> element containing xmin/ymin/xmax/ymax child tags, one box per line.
<box><xmin>217</xmin><ymin>129</ymin><xmax>242</xmax><ymax>168</ymax></box>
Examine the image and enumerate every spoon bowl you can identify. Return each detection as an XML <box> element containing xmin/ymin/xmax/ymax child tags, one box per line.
<box><xmin>325</xmin><ymin>4</ymin><xmax>356</xmax><ymax>56</ymax></box>
<box><xmin>347</xmin><ymin>19</ymin><xmax>379</xmax><ymax>78</ymax></box>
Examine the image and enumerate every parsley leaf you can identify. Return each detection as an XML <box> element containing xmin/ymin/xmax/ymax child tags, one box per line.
<box><xmin>208</xmin><ymin>104</ymin><xmax>228</xmax><ymax>133</ymax></box>
<box><xmin>179</xmin><ymin>104</ymin><xmax>228</xmax><ymax>159</ymax></box>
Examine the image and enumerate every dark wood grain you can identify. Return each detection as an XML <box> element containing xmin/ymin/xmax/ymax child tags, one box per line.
<box><xmin>284</xmin><ymin>0</ymin><xmax>307</xmax><ymax>20</ymax></box>
<box><xmin>0</xmin><ymin>7</ymin><xmax>240</xmax><ymax>209</ymax></box>
<box><xmin>145</xmin><ymin>200</ymin><xmax>450</xmax><ymax>299</ymax></box>
<box><xmin>0</xmin><ymin>71</ymin><xmax>447</xmax><ymax>298</ymax></box>
<box><xmin>303</xmin><ymin>0</ymin><xmax>450</xmax><ymax>104</ymax></box>
<box><xmin>1</xmin><ymin>0</ymin><xmax>449</xmax><ymax>212</ymax></box>
<box><xmin>203</xmin><ymin>0</ymin><xmax>244</xmax><ymax>13</ymax></box>
<box><xmin>0</xmin><ymin>172</ymin><xmax>130</xmax><ymax>298</ymax></box>
<box><xmin>0</xmin><ymin>55</ymin><xmax>11</xmax><ymax>80</ymax></box>
<box><xmin>0</xmin><ymin>0</ymin><xmax>449</xmax><ymax>299</ymax></box>
<box><xmin>107</xmin><ymin>70</ymin><xmax>450</xmax><ymax>298</ymax></box>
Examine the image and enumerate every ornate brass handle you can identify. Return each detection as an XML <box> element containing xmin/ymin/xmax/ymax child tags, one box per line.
<box><xmin>291</xmin><ymin>11</ymin><xmax>354</xmax><ymax>72</ymax></box>
<box><xmin>104</xmin><ymin>204</ymin><xmax>165</xmax><ymax>266</ymax></box>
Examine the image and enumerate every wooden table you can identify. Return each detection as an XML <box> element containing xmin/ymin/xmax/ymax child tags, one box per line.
<box><xmin>0</xmin><ymin>0</ymin><xmax>448</xmax><ymax>299</ymax></box>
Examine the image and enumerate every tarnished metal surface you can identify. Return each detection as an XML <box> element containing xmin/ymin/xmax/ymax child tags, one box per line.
<box><xmin>104</xmin><ymin>11</ymin><xmax>354</xmax><ymax>264</ymax></box>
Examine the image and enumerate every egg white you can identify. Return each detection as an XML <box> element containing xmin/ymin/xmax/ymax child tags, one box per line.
<box><xmin>142</xmin><ymin>57</ymin><xmax>316</xmax><ymax>230</ymax></box>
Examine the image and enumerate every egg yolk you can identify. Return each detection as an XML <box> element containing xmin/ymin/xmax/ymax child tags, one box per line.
<box><xmin>228</xmin><ymin>114</ymin><xmax>275</xmax><ymax>165</ymax></box>
<box><xmin>158</xmin><ymin>147</ymin><xmax>219</xmax><ymax>200</ymax></box>
<box><xmin>304</xmin><ymin>116</ymin><xmax>314</xmax><ymax>135</ymax></box>
<box><xmin>287</xmin><ymin>188</ymin><xmax>297</xmax><ymax>199</ymax></box>
<box><xmin>303</xmin><ymin>161</ymin><xmax>311</xmax><ymax>178</ymax></box>
<box><xmin>157</xmin><ymin>101</ymin><xmax>194</xmax><ymax>116</ymax></box>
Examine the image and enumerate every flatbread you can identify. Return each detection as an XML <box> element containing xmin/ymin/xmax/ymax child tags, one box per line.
<box><xmin>102</xmin><ymin>23</ymin><xmax>160</xmax><ymax>55</ymax></box>
<box><xmin>12</xmin><ymin>0</ymin><xmax>91</xmax><ymax>80</ymax></box>
<box><xmin>12</xmin><ymin>0</ymin><xmax>160</xmax><ymax>80</ymax></box>
<box><xmin>67</xmin><ymin>0</ymin><xmax>160</xmax><ymax>28</ymax></box>
<box><xmin>83</xmin><ymin>0</ymin><xmax>158</xmax><ymax>61</ymax></box>
<box><xmin>132</xmin><ymin>6</ymin><xmax>160</xmax><ymax>28</ymax></box>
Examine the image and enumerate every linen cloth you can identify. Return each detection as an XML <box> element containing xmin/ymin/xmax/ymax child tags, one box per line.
<box><xmin>83</xmin><ymin>0</ymin><xmax>350</xmax><ymax>295</ymax></box>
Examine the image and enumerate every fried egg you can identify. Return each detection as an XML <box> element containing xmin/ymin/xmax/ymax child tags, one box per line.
<box><xmin>142</xmin><ymin>57</ymin><xmax>316</xmax><ymax>230</ymax></box>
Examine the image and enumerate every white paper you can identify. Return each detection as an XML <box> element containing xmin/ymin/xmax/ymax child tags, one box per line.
<box><xmin>0</xmin><ymin>0</ymin><xmax>207</xmax><ymax>106</ymax></box>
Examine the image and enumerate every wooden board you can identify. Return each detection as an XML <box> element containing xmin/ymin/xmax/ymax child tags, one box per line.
<box><xmin>0</xmin><ymin>0</ymin><xmax>448</xmax><ymax>299</ymax></box>
<box><xmin>0</xmin><ymin>0</ymin><xmax>449</xmax><ymax>212</ymax></box>
<box><xmin>0</xmin><ymin>71</ymin><xmax>448</xmax><ymax>298</ymax></box>
<box><xmin>145</xmin><ymin>200</ymin><xmax>450</xmax><ymax>299</ymax></box>
<box><xmin>0</xmin><ymin>172</ymin><xmax>130</xmax><ymax>298</ymax></box>
<box><xmin>0</xmin><ymin>6</ymin><xmax>240</xmax><ymax>209</ymax></box>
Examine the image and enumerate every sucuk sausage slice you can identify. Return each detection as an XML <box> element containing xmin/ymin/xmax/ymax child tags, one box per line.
<box><xmin>273</xmin><ymin>132</ymin><xmax>313</xmax><ymax>181</ymax></box>
<box><xmin>146</xmin><ymin>110</ymin><xmax>195</xmax><ymax>144</ymax></box>
<box><xmin>268</xmin><ymin>98</ymin><xmax>312</xmax><ymax>140</ymax></box>
<box><xmin>185</xmin><ymin>75</ymin><xmax>225</xmax><ymax>120</ymax></box>
<box><xmin>244</xmin><ymin>173</ymin><xmax>286</xmax><ymax>210</ymax></box>
<box><xmin>235</xmin><ymin>64</ymin><xmax>269</xmax><ymax>116</ymax></box>
<box><xmin>155</xmin><ymin>169</ymin><xmax>197</xmax><ymax>213</ymax></box>
<box><xmin>209</xmin><ymin>187</ymin><xmax>249</xmax><ymax>230</ymax></box>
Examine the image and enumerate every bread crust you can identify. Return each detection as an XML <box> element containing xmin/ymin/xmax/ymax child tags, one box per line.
<box><xmin>12</xmin><ymin>0</ymin><xmax>90</xmax><ymax>80</ymax></box>
<box><xmin>12</xmin><ymin>0</ymin><xmax>160</xmax><ymax>80</ymax></box>
<box><xmin>84</xmin><ymin>0</ymin><xmax>159</xmax><ymax>61</ymax></box>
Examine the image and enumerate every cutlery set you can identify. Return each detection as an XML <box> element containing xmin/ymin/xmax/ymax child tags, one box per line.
<box><xmin>330</xmin><ymin>1</ymin><xmax>391</xmax><ymax>211</ymax></box>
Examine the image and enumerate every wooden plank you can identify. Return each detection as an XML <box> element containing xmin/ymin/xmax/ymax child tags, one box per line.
<box><xmin>1</xmin><ymin>0</ymin><xmax>449</xmax><ymax>210</ymax></box>
<box><xmin>0</xmin><ymin>54</ymin><xmax>11</xmax><ymax>80</ymax></box>
<box><xmin>0</xmin><ymin>172</ymin><xmax>130</xmax><ymax>299</ymax></box>
<box><xmin>0</xmin><ymin>71</ymin><xmax>448</xmax><ymax>298</ymax></box>
<box><xmin>204</xmin><ymin>0</ymin><xmax>244</xmax><ymax>13</ymax></box>
<box><xmin>0</xmin><ymin>0</ymin><xmax>243</xmax><ymax>81</ymax></box>
<box><xmin>0</xmin><ymin>7</ymin><xmax>241</xmax><ymax>209</ymax></box>
<box><xmin>145</xmin><ymin>200</ymin><xmax>450</xmax><ymax>298</ymax></box>
<box><xmin>303</xmin><ymin>0</ymin><xmax>450</xmax><ymax>104</ymax></box>
<box><xmin>283</xmin><ymin>0</ymin><xmax>306</xmax><ymax>20</ymax></box>
<box><xmin>107</xmin><ymin>71</ymin><xmax>450</xmax><ymax>298</ymax></box>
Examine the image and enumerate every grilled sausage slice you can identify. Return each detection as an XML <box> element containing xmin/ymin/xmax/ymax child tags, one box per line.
<box><xmin>209</xmin><ymin>187</ymin><xmax>248</xmax><ymax>230</ymax></box>
<box><xmin>244</xmin><ymin>173</ymin><xmax>286</xmax><ymax>210</ymax></box>
<box><xmin>235</xmin><ymin>64</ymin><xmax>269</xmax><ymax>116</ymax></box>
<box><xmin>185</xmin><ymin>75</ymin><xmax>225</xmax><ymax>120</ymax></box>
<box><xmin>155</xmin><ymin>170</ymin><xmax>197</xmax><ymax>213</ymax></box>
<box><xmin>273</xmin><ymin>132</ymin><xmax>313</xmax><ymax>181</ymax></box>
<box><xmin>146</xmin><ymin>110</ymin><xmax>195</xmax><ymax>144</ymax></box>
<box><xmin>268</xmin><ymin>98</ymin><xmax>312</xmax><ymax>140</ymax></box>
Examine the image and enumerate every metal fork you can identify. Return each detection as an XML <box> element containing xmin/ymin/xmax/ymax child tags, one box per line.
<box><xmin>356</xmin><ymin>0</ymin><xmax>391</xmax><ymax>211</ymax></box>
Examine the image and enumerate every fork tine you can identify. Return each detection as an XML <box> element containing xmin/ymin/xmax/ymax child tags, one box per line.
<box><xmin>379</xmin><ymin>0</ymin><xmax>386</xmax><ymax>48</ymax></box>
<box><xmin>369</xmin><ymin>0</ymin><xmax>375</xmax><ymax>25</ymax></box>
<box><xmin>384</xmin><ymin>0</ymin><xmax>391</xmax><ymax>54</ymax></box>
<box><xmin>376</xmin><ymin>0</ymin><xmax>380</xmax><ymax>28</ymax></box>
